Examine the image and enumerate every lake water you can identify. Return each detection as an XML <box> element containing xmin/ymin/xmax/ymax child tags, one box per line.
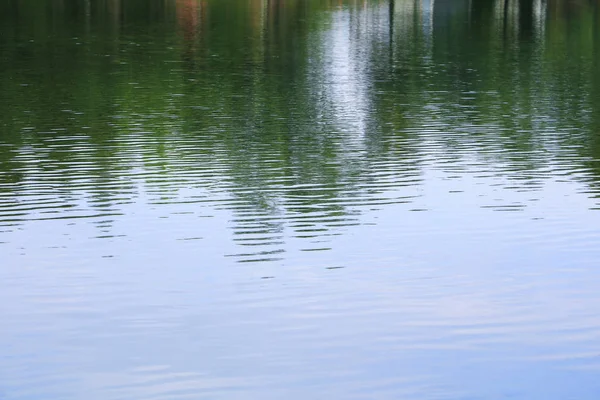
<box><xmin>1</xmin><ymin>0</ymin><xmax>600</xmax><ymax>398</ymax></box>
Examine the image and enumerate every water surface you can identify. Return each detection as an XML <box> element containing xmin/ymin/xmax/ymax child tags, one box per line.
<box><xmin>1</xmin><ymin>0</ymin><xmax>600</xmax><ymax>398</ymax></box>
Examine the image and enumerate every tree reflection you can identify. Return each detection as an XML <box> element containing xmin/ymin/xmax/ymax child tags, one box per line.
<box><xmin>2</xmin><ymin>0</ymin><xmax>600</xmax><ymax>245</ymax></box>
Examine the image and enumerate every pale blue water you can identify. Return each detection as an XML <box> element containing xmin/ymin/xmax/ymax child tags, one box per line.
<box><xmin>1</xmin><ymin>0</ymin><xmax>600</xmax><ymax>398</ymax></box>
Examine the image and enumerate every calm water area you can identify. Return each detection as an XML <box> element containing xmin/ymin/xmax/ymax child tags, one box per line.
<box><xmin>1</xmin><ymin>0</ymin><xmax>600</xmax><ymax>398</ymax></box>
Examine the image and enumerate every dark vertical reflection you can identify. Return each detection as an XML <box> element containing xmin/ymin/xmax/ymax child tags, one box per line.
<box><xmin>519</xmin><ymin>0</ymin><xmax>535</xmax><ymax>39</ymax></box>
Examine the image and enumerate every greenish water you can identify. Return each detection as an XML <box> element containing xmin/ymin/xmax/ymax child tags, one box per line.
<box><xmin>1</xmin><ymin>0</ymin><xmax>600</xmax><ymax>398</ymax></box>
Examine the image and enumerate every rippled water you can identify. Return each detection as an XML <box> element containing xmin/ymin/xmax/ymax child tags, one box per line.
<box><xmin>2</xmin><ymin>0</ymin><xmax>600</xmax><ymax>398</ymax></box>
